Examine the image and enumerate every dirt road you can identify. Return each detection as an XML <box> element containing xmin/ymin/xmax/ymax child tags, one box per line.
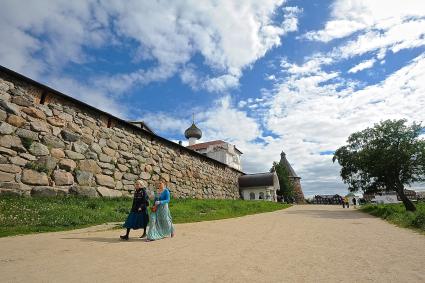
<box><xmin>1</xmin><ymin>205</ymin><xmax>424</xmax><ymax>282</ymax></box>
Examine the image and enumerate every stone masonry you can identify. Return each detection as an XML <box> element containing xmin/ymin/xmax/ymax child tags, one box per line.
<box><xmin>0</xmin><ymin>67</ymin><xmax>242</xmax><ymax>198</ymax></box>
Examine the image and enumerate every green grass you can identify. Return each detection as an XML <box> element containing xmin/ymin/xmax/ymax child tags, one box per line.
<box><xmin>0</xmin><ymin>196</ymin><xmax>290</xmax><ymax>237</ymax></box>
<box><xmin>361</xmin><ymin>202</ymin><xmax>425</xmax><ymax>233</ymax></box>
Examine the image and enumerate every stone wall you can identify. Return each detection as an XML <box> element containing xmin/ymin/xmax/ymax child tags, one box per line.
<box><xmin>0</xmin><ymin>67</ymin><xmax>243</xmax><ymax>198</ymax></box>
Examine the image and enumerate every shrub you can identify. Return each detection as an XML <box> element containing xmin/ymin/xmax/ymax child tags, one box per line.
<box><xmin>21</xmin><ymin>137</ymin><xmax>33</xmax><ymax>150</ymax></box>
<box><xmin>25</xmin><ymin>162</ymin><xmax>49</xmax><ymax>174</ymax></box>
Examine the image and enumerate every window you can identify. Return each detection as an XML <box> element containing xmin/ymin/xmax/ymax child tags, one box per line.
<box><xmin>259</xmin><ymin>192</ymin><xmax>264</xmax><ymax>200</ymax></box>
<box><xmin>249</xmin><ymin>192</ymin><xmax>255</xmax><ymax>200</ymax></box>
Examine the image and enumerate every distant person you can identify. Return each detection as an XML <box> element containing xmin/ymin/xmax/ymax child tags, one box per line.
<box><xmin>344</xmin><ymin>196</ymin><xmax>350</xmax><ymax>208</ymax></box>
<box><xmin>120</xmin><ymin>180</ymin><xmax>149</xmax><ymax>240</ymax></box>
<box><xmin>352</xmin><ymin>198</ymin><xmax>357</xmax><ymax>208</ymax></box>
<box><xmin>146</xmin><ymin>180</ymin><xmax>175</xmax><ymax>241</ymax></box>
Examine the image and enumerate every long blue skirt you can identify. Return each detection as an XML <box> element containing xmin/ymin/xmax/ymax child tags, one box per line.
<box><xmin>123</xmin><ymin>211</ymin><xmax>148</xmax><ymax>230</ymax></box>
<box><xmin>147</xmin><ymin>204</ymin><xmax>174</xmax><ymax>240</ymax></box>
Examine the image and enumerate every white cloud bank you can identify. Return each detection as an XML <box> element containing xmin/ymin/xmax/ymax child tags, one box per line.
<box><xmin>348</xmin><ymin>58</ymin><xmax>376</xmax><ymax>73</ymax></box>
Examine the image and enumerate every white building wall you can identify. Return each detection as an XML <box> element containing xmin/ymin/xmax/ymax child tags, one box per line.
<box><xmin>241</xmin><ymin>186</ymin><xmax>277</xmax><ymax>201</ymax></box>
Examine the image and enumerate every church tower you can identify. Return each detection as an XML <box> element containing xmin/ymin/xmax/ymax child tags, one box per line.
<box><xmin>184</xmin><ymin>114</ymin><xmax>202</xmax><ymax>146</ymax></box>
<box><xmin>279</xmin><ymin>151</ymin><xmax>305</xmax><ymax>203</ymax></box>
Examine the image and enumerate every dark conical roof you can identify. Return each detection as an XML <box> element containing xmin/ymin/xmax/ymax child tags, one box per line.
<box><xmin>184</xmin><ymin>123</ymin><xmax>202</xmax><ymax>139</ymax></box>
<box><xmin>279</xmin><ymin>151</ymin><xmax>299</xmax><ymax>178</ymax></box>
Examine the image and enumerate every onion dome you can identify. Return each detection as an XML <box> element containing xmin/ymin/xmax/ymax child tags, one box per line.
<box><xmin>184</xmin><ymin>122</ymin><xmax>202</xmax><ymax>139</ymax></box>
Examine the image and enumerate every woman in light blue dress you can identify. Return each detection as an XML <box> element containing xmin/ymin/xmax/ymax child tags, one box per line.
<box><xmin>147</xmin><ymin>180</ymin><xmax>175</xmax><ymax>241</ymax></box>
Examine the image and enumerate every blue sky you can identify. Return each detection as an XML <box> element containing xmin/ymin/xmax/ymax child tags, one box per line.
<box><xmin>1</xmin><ymin>0</ymin><xmax>425</xmax><ymax>196</ymax></box>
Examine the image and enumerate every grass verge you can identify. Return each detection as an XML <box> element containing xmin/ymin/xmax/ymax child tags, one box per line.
<box><xmin>360</xmin><ymin>202</ymin><xmax>425</xmax><ymax>233</ymax></box>
<box><xmin>0</xmin><ymin>196</ymin><xmax>290</xmax><ymax>237</ymax></box>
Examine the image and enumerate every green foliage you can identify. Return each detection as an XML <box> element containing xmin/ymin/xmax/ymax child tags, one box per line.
<box><xmin>0</xmin><ymin>196</ymin><xmax>290</xmax><ymax>237</ymax></box>
<box><xmin>333</xmin><ymin>119</ymin><xmax>425</xmax><ymax>211</ymax></box>
<box><xmin>361</xmin><ymin>202</ymin><xmax>425</xmax><ymax>232</ymax></box>
<box><xmin>271</xmin><ymin>161</ymin><xmax>294</xmax><ymax>202</ymax></box>
<box><xmin>21</xmin><ymin>137</ymin><xmax>33</xmax><ymax>150</ymax></box>
<box><xmin>25</xmin><ymin>162</ymin><xmax>49</xmax><ymax>174</ymax></box>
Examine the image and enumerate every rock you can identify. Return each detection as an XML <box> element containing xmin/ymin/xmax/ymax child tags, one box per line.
<box><xmin>66</xmin><ymin>122</ymin><xmax>82</xmax><ymax>134</ymax></box>
<box><xmin>114</xmin><ymin>171</ymin><xmax>123</xmax><ymax>180</ymax></box>
<box><xmin>120</xmin><ymin>151</ymin><xmax>134</xmax><ymax>159</ymax></box>
<box><xmin>84</xmin><ymin>151</ymin><xmax>98</xmax><ymax>160</ymax></box>
<box><xmin>140</xmin><ymin>172</ymin><xmax>151</xmax><ymax>180</ymax></box>
<box><xmin>117</xmin><ymin>164</ymin><xmax>129</xmax><ymax>172</ymax></box>
<box><xmin>56</xmin><ymin>112</ymin><xmax>73</xmax><ymax>122</ymax></box>
<box><xmin>36</xmin><ymin>156</ymin><xmax>58</xmax><ymax>171</ymax></box>
<box><xmin>9</xmin><ymin>156</ymin><xmax>28</xmax><ymax>166</ymax></box>
<box><xmin>22</xmin><ymin>107</ymin><xmax>46</xmax><ymax>120</ymax></box>
<box><xmin>98</xmin><ymin>153</ymin><xmax>112</xmax><ymax>163</ymax></box>
<box><xmin>163</xmin><ymin>162</ymin><xmax>173</xmax><ymax>172</ymax></box>
<box><xmin>42</xmin><ymin>135</ymin><xmax>65</xmax><ymax>148</ymax></box>
<box><xmin>37</xmin><ymin>105</ymin><xmax>53</xmax><ymax>117</ymax></box>
<box><xmin>69</xmin><ymin>186</ymin><xmax>98</xmax><ymax>197</ymax></box>
<box><xmin>0</xmin><ymin>164</ymin><xmax>21</xmax><ymax>174</ymax></box>
<box><xmin>0</xmin><ymin>109</ymin><xmax>7</xmax><ymax>121</ymax></box>
<box><xmin>53</xmin><ymin>170</ymin><xmax>74</xmax><ymax>186</ymax></box>
<box><xmin>106</xmin><ymin>139</ymin><xmax>118</xmax><ymax>149</ymax></box>
<box><xmin>0</xmin><ymin>188</ymin><xmax>23</xmax><ymax>196</ymax></box>
<box><xmin>0</xmin><ymin>146</ymin><xmax>18</xmax><ymax>156</ymax></box>
<box><xmin>61</xmin><ymin>129</ymin><xmax>80</xmax><ymax>142</ymax></box>
<box><xmin>95</xmin><ymin>174</ymin><xmax>115</xmax><ymax>188</ymax></box>
<box><xmin>30</xmin><ymin>121</ymin><xmax>50</xmax><ymax>132</ymax></box>
<box><xmin>21</xmin><ymin>169</ymin><xmax>49</xmax><ymax>185</ymax></box>
<box><xmin>65</xmin><ymin>150</ymin><xmax>85</xmax><ymax>160</ymax></box>
<box><xmin>0</xmin><ymin>80</ymin><xmax>10</xmax><ymax>92</ymax></box>
<box><xmin>161</xmin><ymin>173</ymin><xmax>170</xmax><ymax>182</ymax></box>
<box><xmin>6</xmin><ymin>115</ymin><xmax>25</xmax><ymax>127</ymax></box>
<box><xmin>119</xmin><ymin>143</ymin><xmax>129</xmax><ymax>151</ymax></box>
<box><xmin>91</xmin><ymin>143</ymin><xmax>102</xmax><ymax>154</ymax></box>
<box><xmin>50</xmin><ymin>148</ymin><xmax>65</xmax><ymax>159</ymax></box>
<box><xmin>116</xmin><ymin>180</ymin><xmax>124</xmax><ymax>190</ymax></box>
<box><xmin>0</xmin><ymin>122</ymin><xmax>15</xmax><ymax>134</ymax></box>
<box><xmin>11</xmin><ymin>96</ymin><xmax>32</xmax><ymax>107</ymax></box>
<box><xmin>75</xmin><ymin>170</ymin><xmax>93</xmax><ymax>186</ymax></box>
<box><xmin>81</xmin><ymin>134</ymin><xmax>94</xmax><ymax>144</ymax></box>
<box><xmin>47</xmin><ymin>117</ymin><xmax>65</xmax><ymax>127</ymax></box>
<box><xmin>31</xmin><ymin>186</ymin><xmax>57</xmax><ymax>197</ymax></box>
<box><xmin>0</xmin><ymin>100</ymin><xmax>20</xmax><ymax>115</ymax></box>
<box><xmin>72</xmin><ymin>141</ymin><xmax>89</xmax><ymax>154</ymax></box>
<box><xmin>9</xmin><ymin>88</ymin><xmax>24</xmax><ymax>96</ymax></box>
<box><xmin>29</xmin><ymin>142</ymin><xmax>49</xmax><ymax>156</ymax></box>
<box><xmin>58</xmin><ymin>158</ymin><xmax>76</xmax><ymax>171</ymax></box>
<box><xmin>123</xmin><ymin>173</ymin><xmax>138</xmax><ymax>181</ymax></box>
<box><xmin>19</xmin><ymin>153</ymin><xmax>36</xmax><ymax>161</ymax></box>
<box><xmin>97</xmin><ymin>186</ymin><xmax>123</xmax><ymax>197</ymax></box>
<box><xmin>78</xmin><ymin>159</ymin><xmax>101</xmax><ymax>174</ymax></box>
<box><xmin>153</xmin><ymin>166</ymin><xmax>161</xmax><ymax>174</ymax></box>
<box><xmin>102</xmin><ymin>169</ymin><xmax>114</xmax><ymax>175</ymax></box>
<box><xmin>0</xmin><ymin>171</ymin><xmax>15</xmax><ymax>182</ymax></box>
<box><xmin>0</xmin><ymin>135</ymin><xmax>20</xmax><ymax>148</ymax></box>
<box><xmin>98</xmin><ymin>161</ymin><xmax>115</xmax><ymax>170</ymax></box>
<box><xmin>102</xmin><ymin>147</ymin><xmax>116</xmax><ymax>157</ymax></box>
<box><xmin>16</xmin><ymin>128</ymin><xmax>39</xmax><ymax>140</ymax></box>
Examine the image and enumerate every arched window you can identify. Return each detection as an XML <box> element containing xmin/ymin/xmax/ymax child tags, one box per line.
<box><xmin>249</xmin><ymin>192</ymin><xmax>255</xmax><ymax>200</ymax></box>
<box><xmin>259</xmin><ymin>192</ymin><xmax>264</xmax><ymax>200</ymax></box>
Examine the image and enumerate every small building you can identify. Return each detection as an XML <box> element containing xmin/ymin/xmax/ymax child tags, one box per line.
<box><xmin>363</xmin><ymin>189</ymin><xmax>417</xmax><ymax>203</ymax></box>
<box><xmin>279</xmin><ymin>151</ymin><xmax>305</xmax><ymax>203</ymax></box>
<box><xmin>238</xmin><ymin>172</ymin><xmax>280</xmax><ymax>201</ymax></box>
<box><xmin>187</xmin><ymin>140</ymin><xmax>242</xmax><ymax>171</ymax></box>
<box><xmin>314</xmin><ymin>194</ymin><xmax>343</xmax><ymax>204</ymax></box>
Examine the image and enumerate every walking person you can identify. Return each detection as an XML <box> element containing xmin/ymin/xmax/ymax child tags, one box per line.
<box><xmin>352</xmin><ymin>197</ymin><xmax>357</xmax><ymax>208</ymax></box>
<box><xmin>344</xmin><ymin>196</ymin><xmax>350</xmax><ymax>208</ymax></box>
<box><xmin>120</xmin><ymin>180</ymin><xmax>149</xmax><ymax>240</ymax></box>
<box><xmin>146</xmin><ymin>180</ymin><xmax>175</xmax><ymax>241</ymax></box>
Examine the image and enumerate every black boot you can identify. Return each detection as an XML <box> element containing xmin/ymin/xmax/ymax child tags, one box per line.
<box><xmin>120</xmin><ymin>228</ymin><xmax>130</xmax><ymax>240</ymax></box>
<box><xmin>140</xmin><ymin>228</ymin><xmax>147</xmax><ymax>238</ymax></box>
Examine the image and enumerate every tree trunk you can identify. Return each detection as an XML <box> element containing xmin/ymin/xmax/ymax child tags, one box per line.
<box><xmin>395</xmin><ymin>184</ymin><xmax>416</xmax><ymax>212</ymax></box>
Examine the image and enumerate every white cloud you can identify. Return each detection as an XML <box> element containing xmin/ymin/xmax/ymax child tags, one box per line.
<box><xmin>348</xmin><ymin>58</ymin><xmax>376</xmax><ymax>73</ymax></box>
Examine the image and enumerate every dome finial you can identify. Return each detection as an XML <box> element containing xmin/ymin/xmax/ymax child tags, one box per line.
<box><xmin>184</xmin><ymin>114</ymin><xmax>202</xmax><ymax>145</ymax></box>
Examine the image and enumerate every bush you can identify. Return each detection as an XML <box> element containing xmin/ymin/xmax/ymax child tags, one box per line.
<box><xmin>361</xmin><ymin>203</ymin><xmax>425</xmax><ymax>232</ymax></box>
<box><xmin>21</xmin><ymin>137</ymin><xmax>33</xmax><ymax>150</ymax></box>
<box><xmin>25</xmin><ymin>162</ymin><xmax>49</xmax><ymax>174</ymax></box>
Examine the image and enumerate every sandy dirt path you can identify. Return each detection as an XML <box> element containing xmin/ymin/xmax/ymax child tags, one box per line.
<box><xmin>1</xmin><ymin>205</ymin><xmax>424</xmax><ymax>282</ymax></box>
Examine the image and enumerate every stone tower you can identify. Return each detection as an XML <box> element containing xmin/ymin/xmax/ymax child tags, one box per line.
<box><xmin>279</xmin><ymin>151</ymin><xmax>305</xmax><ymax>203</ymax></box>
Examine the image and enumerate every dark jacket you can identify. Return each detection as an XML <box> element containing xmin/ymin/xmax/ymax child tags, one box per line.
<box><xmin>131</xmin><ymin>188</ymin><xmax>149</xmax><ymax>213</ymax></box>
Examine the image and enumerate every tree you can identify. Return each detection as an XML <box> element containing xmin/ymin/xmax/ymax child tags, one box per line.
<box><xmin>333</xmin><ymin>119</ymin><xmax>425</xmax><ymax>212</ymax></box>
<box><xmin>271</xmin><ymin>161</ymin><xmax>294</xmax><ymax>202</ymax></box>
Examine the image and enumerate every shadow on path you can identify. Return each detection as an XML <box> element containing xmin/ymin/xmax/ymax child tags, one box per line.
<box><xmin>284</xmin><ymin>207</ymin><xmax>374</xmax><ymax>220</ymax></box>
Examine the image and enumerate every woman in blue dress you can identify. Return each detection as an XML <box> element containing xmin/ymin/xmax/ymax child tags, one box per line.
<box><xmin>120</xmin><ymin>180</ymin><xmax>149</xmax><ymax>240</ymax></box>
<box><xmin>147</xmin><ymin>180</ymin><xmax>175</xmax><ymax>241</ymax></box>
